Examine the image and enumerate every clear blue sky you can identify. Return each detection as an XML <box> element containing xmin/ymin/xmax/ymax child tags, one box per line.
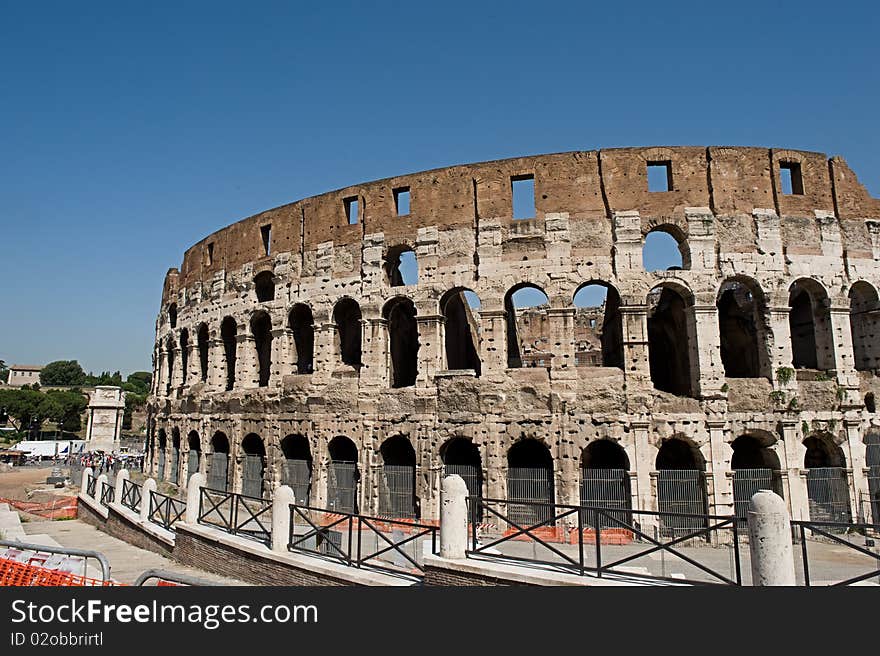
<box><xmin>1</xmin><ymin>1</ymin><xmax>878</xmax><ymax>375</ymax></box>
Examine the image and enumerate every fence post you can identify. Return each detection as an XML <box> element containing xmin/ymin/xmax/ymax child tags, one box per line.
<box><xmin>185</xmin><ymin>472</ymin><xmax>206</xmax><ymax>525</ymax></box>
<box><xmin>747</xmin><ymin>490</ymin><xmax>796</xmax><ymax>586</ymax></box>
<box><xmin>115</xmin><ymin>469</ymin><xmax>129</xmax><ymax>504</ymax></box>
<box><xmin>140</xmin><ymin>478</ymin><xmax>157</xmax><ymax>522</ymax></box>
<box><xmin>440</xmin><ymin>475</ymin><xmax>468</xmax><ymax>559</ymax></box>
<box><xmin>272</xmin><ymin>485</ymin><xmax>295</xmax><ymax>553</ymax></box>
<box><xmin>80</xmin><ymin>467</ymin><xmax>93</xmax><ymax>496</ymax></box>
<box><xmin>95</xmin><ymin>473</ymin><xmax>108</xmax><ymax>501</ymax></box>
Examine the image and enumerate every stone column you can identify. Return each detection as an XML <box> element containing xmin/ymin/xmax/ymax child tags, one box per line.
<box><xmin>209</xmin><ymin>337</ymin><xmax>227</xmax><ymax>391</ymax></box>
<box><xmin>620</xmin><ymin>305</ymin><xmax>650</xmax><ymax>386</ymax></box>
<box><xmin>156</xmin><ymin>347</ymin><xmax>167</xmax><ymax>396</ymax></box>
<box><xmin>748</xmin><ymin>490</ymin><xmax>796</xmax><ymax>586</ymax></box>
<box><xmin>185</xmin><ymin>340</ymin><xmax>199</xmax><ymax>388</ymax></box>
<box><xmin>631</xmin><ymin>421</ymin><xmax>657</xmax><ymax>533</ymax></box>
<box><xmin>780</xmin><ymin>420</ymin><xmax>809</xmax><ymax>521</ymax></box>
<box><xmin>185</xmin><ymin>473</ymin><xmax>206</xmax><ymax>524</ymax></box>
<box><xmin>440</xmin><ymin>475</ymin><xmax>468</xmax><ymax>559</ymax></box>
<box><xmin>271</xmin><ymin>327</ymin><xmax>288</xmax><ymax>381</ymax></box>
<box><xmin>611</xmin><ymin>210</ymin><xmax>642</xmax><ymax>271</ymax></box>
<box><xmin>141</xmin><ymin>478</ymin><xmax>157</xmax><ymax>522</ymax></box>
<box><xmin>767</xmin><ymin>306</ymin><xmax>795</xmax><ymax>390</ymax></box>
<box><xmin>416</xmin><ymin>314</ymin><xmax>444</xmax><ymax>386</ymax></box>
<box><xmin>170</xmin><ymin>345</ymin><xmax>184</xmax><ymax>390</ymax></box>
<box><xmin>547</xmin><ymin>306</ymin><xmax>576</xmax><ymax>374</ymax></box>
<box><xmin>829</xmin><ymin>306</ymin><xmax>859</xmax><ymax>388</ymax></box>
<box><xmin>361</xmin><ymin>317</ymin><xmax>388</xmax><ymax>387</ymax></box>
<box><xmin>706</xmin><ymin>421</ymin><xmax>733</xmax><ymax>517</ymax></box>
<box><xmin>313</xmin><ymin>322</ymin><xmax>336</xmax><ymax>383</ymax></box>
<box><xmin>236</xmin><ymin>333</ymin><xmax>258</xmax><ymax>389</ymax></box>
<box><xmin>271</xmin><ymin>485</ymin><xmax>295</xmax><ymax>553</ymax></box>
<box><xmin>844</xmin><ymin>419</ymin><xmax>869</xmax><ymax>522</ymax></box>
<box><xmin>690</xmin><ymin>305</ymin><xmax>725</xmax><ymax>398</ymax></box>
<box><xmin>479</xmin><ymin>308</ymin><xmax>508</xmax><ymax>377</ymax></box>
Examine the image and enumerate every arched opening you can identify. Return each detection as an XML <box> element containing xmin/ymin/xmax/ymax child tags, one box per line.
<box><xmin>804</xmin><ymin>433</ymin><xmax>851</xmax><ymax>522</ymax></box>
<box><xmin>717</xmin><ymin>278</ymin><xmax>770</xmax><ymax>379</ymax></box>
<box><xmin>250</xmin><ymin>311</ymin><xmax>272</xmax><ymax>387</ymax></box>
<box><xmin>327</xmin><ymin>436</ymin><xmax>359</xmax><ymax>513</ymax></box>
<box><xmin>208</xmin><ymin>432</ymin><xmax>230</xmax><ymax>492</ymax></box>
<box><xmin>573</xmin><ymin>282</ymin><xmax>623</xmax><ymax>368</ymax></box>
<box><xmin>647</xmin><ymin>285</ymin><xmax>695</xmax><ymax>397</ymax></box>
<box><xmin>170</xmin><ymin>428</ymin><xmax>181</xmax><ymax>485</ymax></box>
<box><xmin>579</xmin><ymin>440</ymin><xmax>631</xmax><ymax>528</ymax></box>
<box><xmin>440</xmin><ymin>289</ymin><xmax>481</xmax><ymax>375</ymax></box>
<box><xmin>505</xmin><ymin>284</ymin><xmax>552</xmax><ymax>369</ymax></box>
<box><xmin>730</xmin><ymin>434</ymin><xmax>783</xmax><ymax>525</ymax></box>
<box><xmin>241</xmin><ymin>434</ymin><xmax>266</xmax><ymax>498</ymax></box>
<box><xmin>254</xmin><ymin>271</ymin><xmax>275</xmax><ymax>303</ymax></box>
<box><xmin>168</xmin><ymin>304</ymin><xmax>177</xmax><ymax>328</ymax></box>
<box><xmin>166</xmin><ymin>336</ymin><xmax>176</xmax><ymax>394</ymax></box>
<box><xmin>655</xmin><ymin>438</ymin><xmax>708</xmax><ymax>537</ymax></box>
<box><xmin>849</xmin><ymin>281</ymin><xmax>880</xmax><ymax>371</ymax></box>
<box><xmin>643</xmin><ymin>227</ymin><xmax>689</xmax><ymax>271</ymax></box>
<box><xmin>386</xmin><ymin>246</ymin><xmax>418</xmax><ymax>286</ymax></box>
<box><xmin>866</xmin><ymin>393</ymin><xmax>876</xmax><ymax>413</ymax></box>
<box><xmin>379</xmin><ymin>435</ymin><xmax>418</xmax><ymax>519</ymax></box>
<box><xmin>383</xmin><ymin>297</ymin><xmax>419</xmax><ymax>388</ymax></box>
<box><xmin>197</xmin><ymin>323</ymin><xmax>209</xmax><ymax>382</ymax></box>
<box><xmin>866</xmin><ymin>432</ymin><xmax>880</xmax><ymax>525</ymax></box>
<box><xmin>289</xmin><ymin>304</ymin><xmax>314</xmax><ymax>374</ymax></box>
<box><xmin>789</xmin><ymin>279</ymin><xmax>833</xmax><ymax>371</ymax></box>
<box><xmin>280</xmin><ymin>434</ymin><xmax>312</xmax><ymax>505</ymax></box>
<box><xmin>221</xmin><ymin>317</ymin><xmax>237</xmax><ymax>391</ymax></box>
<box><xmin>179</xmin><ymin>329</ymin><xmax>189</xmax><ymax>386</ymax></box>
<box><xmin>187</xmin><ymin>431</ymin><xmax>200</xmax><ymax>482</ymax></box>
<box><xmin>157</xmin><ymin>429</ymin><xmax>167</xmax><ymax>481</ymax></box>
<box><xmin>507</xmin><ymin>440</ymin><xmax>555</xmax><ymax>525</ymax></box>
<box><xmin>441</xmin><ymin>438</ymin><xmax>483</xmax><ymax>505</ymax></box>
<box><xmin>333</xmin><ymin>298</ymin><xmax>362</xmax><ymax>369</ymax></box>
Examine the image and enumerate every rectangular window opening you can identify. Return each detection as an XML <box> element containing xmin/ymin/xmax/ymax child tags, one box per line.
<box><xmin>260</xmin><ymin>224</ymin><xmax>272</xmax><ymax>256</ymax></box>
<box><xmin>394</xmin><ymin>187</ymin><xmax>411</xmax><ymax>216</ymax></box>
<box><xmin>344</xmin><ymin>197</ymin><xmax>359</xmax><ymax>225</ymax></box>
<box><xmin>647</xmin><ymin>161</ymin><xmax>672</xmax><ymax>192</ymax></box>
<box><xmin>511</xmin><ymin>174</ymin><xmax>535</xmax><ymax>220</ymax></box>
<box><xmin>206</xmin><ymin>243</ymin><xmax>214</xmax><ymax>266</ymax></box>
<box><xmin>780</xmin><ymin>162</ymin><xmax>804</xmax><ymax>195</ymax></box>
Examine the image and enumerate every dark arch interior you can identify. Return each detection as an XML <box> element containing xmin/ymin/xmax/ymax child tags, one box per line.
<box><xmin>849</xmin><ymin>282</ymin><xmax>879</xmax><ymax>371</ymax></box>
<box><xmin>328</xmin><ymin>436</ymin><xmax>357</xmax><ymax>462</ymax></box>
<box><xmin>386</xmin><ymin>245</ymin><xmax>417</xmax><ymax>287</ymax></box>
<box><xmin>656</xmin><ymin>438</ymin><xmax>704</xmax><ymax>470</ymax></box>
<box><xmin>242</xmin><ymin>433</ymin><xmax>265</xmax><ymax>456</ymax></box>
<box><xmin>508</xmin><ymin>440</ymin><xmax>553</xmax><ymax>469</ymax></box>
<box><xmin>210</xmin><ymin>432</ymin><xmax>229</xmax><ymax>453</ymax></box>
<box><xmin>187</xmin><ymin>431</ymin><xmax>200</xmax><ymax>452</ymax></box>
<box><xmin>208</xmin><ymin>432</ymin><xmax>229</xmax><ymax>491</ymax></box>
<box><xmin>441</xmin><ymin>289</ymin><xmax>481</xmax><ymax>375</ymax></box>
<box><xmin>241</xmin><ymin>433</ymin><xmax>266</xmax><ymax>498</ymax></box>
<box><xmin>281</xmin><ymin>434</ymin><xmax>311</xmax><ymax>462</ymax></box>
<box><xmin>168</xmin><ymin>304</ymin><xmax>177</xmax><ymax>328</ymax></box>
<box><xmin>280</xmin><ymin>434</ymin><xmax>312</xmax><ymax>504</ymax></box>
<box><xmin>504</xmin><ymin>284</ymin><xmax>551</xmax><ymax>369</ymax></box>
<box><xmin>648</xmin><ymin>287</ymin><xmax>693</xmax><ymax>396</ymax></box>
<box><xmin>790</xmin><ymin>288</ymin><xmax>819</xmax><ymax>369</ymax></box>
<box><xmin>718</xmin><ymin>281</ymin><xmax>763</xmax><ymax>378</ymax></box>
<box><xmin>441</xmin><ymin>438</ymin><xmax>482</xmax><ymax>467</ymax></box>
<box><xmin>803</xmin><ymin>435</ymin><xmax>846</xmax><ymax>469</ymax></box>
<box><xmin>731</xmin><ymin>435</ymin><xmax>780</xmax><ymax>470</ymax></box>
<box><xmin>165</xmin><ymin>337</ymin><xmax>175</xmax><ymax>393</ymax></box>
<box><xmin>384</xmin><ymin>297</ymin><xmax>418</xmax><ymax>388</ymax></box>
<box><xmin>327</xmin><ymin>436</ymin><xmax>359</xmax><ymax>514</ymax></box>
<box><xmin>158</xmin><ymin>429</ymin><xmax>167</xmax><ymax>449</ymax></box>
<box><xmin>573</xmin><ymin>283</ymin><xmax>624</xmax><ymax>369</ymax></box>
<box><xmin>254</xmin><ymin>271</ymin><xmax>275</xmax><ymax>303</ymax></box>
<box><xmin>289</xmin><ymin>304</ymin><xmax>314</xmax><ymax>374</ymax></box>
<box><xmin>581</xmin><ymin>440</ymin><xmax>630</xmax><ymax>470</ymax></box>
<box><xmin>251</xmin><ymin>311</ymin><xmax>273</xmax><ymax>387</ymax></box>
<box><xmin>507</xmin><ymin>440</ymin><xmax>554</xmax><ymax>524</ymax></box>
<box><xmin>197</xmin><ymin>324</ymin><xmax>209</xmax><ymax>382</ymax></box>
<box><xmin>221</xmin><ymin>317</ymin><xmax>237</xmax><ymax>390</ymax></box>
<box><xmin>380</xmin><ymin>435</ymin><xmax>416</xmax><ymax>466</ymax></box>
<box><xmin>333</xmin><ymin>299</ymin><xmax>362</xmax><ymax>368</ymax></box>
<box><xmin>179</xmin><ymin>329</ymin><xmax>189</xmax><ymax>385</ymax></box>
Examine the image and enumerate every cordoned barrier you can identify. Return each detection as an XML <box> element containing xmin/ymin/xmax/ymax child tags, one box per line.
<box><xmin>0</xmin><ymin>558</ymin><xmax>120</xmax><ymax>587</ymax></box>
<box><xmin>197</xmin><ymin>487</ymin><xmax>272</xmax><ymax>545</ymax></box>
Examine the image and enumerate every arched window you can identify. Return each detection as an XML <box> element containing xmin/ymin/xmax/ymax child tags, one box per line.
<box><xmin>579</xmin><ymin>440</ymin><xmax>631</xmax><ymax>528</ymax></box>
<box><xmin>573</xmin><ymin>283</ymin><xmax>623</xmax><ymax>368</ymax></box>
<box><xmin>717</xmin><ymin>278</ymin><xmax>770</xmax><ymax>379</ymax></box>
<box><xmin>208</xmin><ymin>432</ymin><xmax>229</xmax><ymax>492</ymax></box>
<box><xmin>379</xmin><ymin>435</ymin><xmax>418</xmax><ymax>519</ymax></box>
<box><xmin>730</xmin><ymin>434</ymin><xmax>782</xmax><ymax>525</ymax></box>
<box><xmin>849</xmin><ymin>282</ymin><xmax>880</xmax><ymax>371</ymax></box>
<box><xmin>179</xmin><ymin>329</ymin><xmax>189</xmax><ymax>386</ymax></box>
<box><xmin>655</xmin><ymin>438</ymin><xmax>707</xmax><ymax>537</ymax></box>
<box><xmin>327</xmin><ymin>436</ymin><xmax>359</xmax><ymax>513</ymax></box>
<box><xmin>250</xmin><ymin>311</ymin><xmax>272</xmax><ymax>387</ymax></box>
<box><xmin>441</xmin><ymin>289</ymin><xmax>481</xmax><ymax>375</ymax></box>
<box><xmin>333</xmin><ymin>298</ymin><xmax>362</xmax><ymax>369</ymax></box>
<box><xmin>221</xmin><ymin>317</ymin><xmax>237</xmax><ymax>390</ymax></box>
<box><xmin>643</xmin><ymin>227</ymin><xmax>689</xmax><ymax>271</ymax></box>
<box><xmin>197</xmin><ymin>324</ymin><xmax>209</xmax><ymax>382</ymax></box>
<box><xmin>789</xmin><ymin>279</ymin><xmax>833</xmax><ymax>371</ymax></box>
<box><xmin>170</xmin><ymin>428</ymin><xmax>181</xmax><ymax>485</ymax></box>
<box><xmin>254</xmin><ymin>271</ymin><xmax>275</xmax><ymax>303</ymax></box>
<box><xmin>507</xmin><ymin>440</ymin><xmax>554</xmax><ymax>525</ymax></box>
<box><xmin>383</xmin><ymin>297</ymin><xmax>418</xmax><ymax>388</ymax></box>
<box><xmin>187</xmin><ymin>431</ymin><xmax>200</xmax><ymax>482</ymax></box>
<box><xmin>647</xmin><ymin>284</ymin><xmax>696</xmax><ymax>397</ymax></box>
<box><xmin>441</xmin><ymin>438</ymin><xmax>483</xmax><ymax>503</ymax></box>
<box><xmin>241</xmin><ymin>434</ymin><xmax>266</xmax><ymax>498</ymax></box>
<box><xmin>386</xmin><ymin>246</ymin><xmax>418</xmax><ymax>286</ymax></box>
<box><xmin>157</xmin><ymin>429</ymin><xmax>167</xmax><ymax>481</ymax></box>
<box><xmin>166</xmin><ymin>336</ymin><xmax>176</xmax><ymax>394</ymax></box>
<box><xmin>289</xmin><ymin>304</ymin><xmax>314</xmax><ymax>374</ymax></box>
<box><xmin>280</xmin><ymin>434</ymin><xmax>312</xmax><ymax>505</ymax></box>
<box><xmin>803</xmin><ymin>433</ymin><xmax>851</xmax><ymax>523</ymax></box>
<box><xmin>504</xmin><ymin>284</ymin><xmax>551</xmax><ymax>369</ymax></box>
<box><xmin>168</xmin><ymin>304</ymin><xmax>177</xmax><ymax>328</ymax></box>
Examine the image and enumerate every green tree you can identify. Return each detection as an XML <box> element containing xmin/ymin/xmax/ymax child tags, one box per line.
<box><xmin>40</xmin><ymin>360</ymin><xmax>87</xmax><ymax>386</ymax></box>
<box><xmin>0</xmin><ymin>388</ymin><xmax>54</xmax><ymax>433</ymax></box>
<box><xmin>45</xmin><ymin>389</ymin><xmax>87</xmax><ymax>433</ymax></box>
<box><xmin>122</xmin><ymin>392</ymin><xmax>147</xmax><ymax>430</ymax></box>
<box><xmin>0</xmin><ymin>360</ymin><xmax>8</xmax><ymax>384</ymax></box>
<box><xmin>126</xmin><ymin>371</ymin><xmax>152</xmax><ymax>395</ymax></box>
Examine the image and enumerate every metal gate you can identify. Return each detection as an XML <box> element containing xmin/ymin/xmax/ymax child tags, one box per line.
<box><xmin>867</xmin><ymin>468</ymin><xmax>880</xmax><ymax>525</ymax></box>
<box><xmin>445</xmin><ymin>464</ymin><xmax>482</xmax><ymax>521</ymax></box>
<box><xmin>170</xmin><ymin>447</ymin><xmax>179</xmax><ymax>485</ymax></box>
<box><xmin>187</xmin><ymin>449</ymin><xmax>200</xmax><ymax>483</ymax></box>
<box><xmin>806</xmin><ymin>467</ymin><xmax>852</xmax><ymax>523</ymax></box>
<box><xmin>327</xmin><ymin>461</ymin><xmax>358</xmax><ymax>513</ymax></box>
<box><xmin>242</xmin><ymin>454</ymin><xmax>264</xmax><ymax>498</ymax></box>
<box><xmin>282</xmin><ymin>459</ymin><xmax>311</xmax><ymax>505</ymax></box>
<box><xmin>378</xmin><ymin>464</ymin><xmax>417</xmax><ymax>519</ymax></box>
<box><xmin>733</xmin><ymin>468</ymin><xmax>777</xmax><ymax>527</ymax></box>
<box><xmin>157</xmin><ymin>449</ymin><xmax>166</xmax><ymax>481</ymax></box>
<box><xmin>507</xmin><ymin>466</ymin><xmax>554</xmax><ymax>526</ymax></box>
<box><xmin>656</xmin><ymin>469</ymin><xmax>708</xmax><ymax>538</ymax></box>
<box><xmin>208</xmin><ymin>452</ymin><xmax>228</xmax><ymax>491</ymax></box>
<box><xmin>579</xmin><ymin>468</ymin><xmax>631</xmax><ymax>528</ymax></box>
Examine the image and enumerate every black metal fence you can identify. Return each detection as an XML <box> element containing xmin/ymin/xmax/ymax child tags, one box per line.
<box><xmin>732</xmin><ymin>468</ymin><xmax>779</xmax><ymax>527</ymax></box>
<box><xmin>197</xmin><ymin>487</ymin><xmax>272</xmax><ymax>545</ymax></box>
<box><xmin>377</xmin><ymin>464</ymin><xmax>417</xmax><ymax>519</ymax></box>
<box><xmin>99</xmin><ymin>481</ymin><xmax>115</xmax><ymax>507</ymax></box>
<box><xmin>149</xmin><ymin>490</ymin><xmax>187</xmax><ymax>531</ymax></box>
<box><xmin>120</xmin><ymin>479</ymin><xmax>142</xmax><ymax>512</ymax></box>
<box><xmin>85</xmin><ymin>474</ymin><xmax>96</xmax><ymax>497</ymax></box>
<box><xmin>655</xmin><ymin>470</ymin><xmax>709</xmax><ymax>538</ymax></box>
<box><xmin>806</xmin><ymin>467</ymin><xmax>852</xmax><ymax>524</ymax></box>
<box><xmin>580</xmin><ymin>468</ymin><xmax>631</xmax><ymax>529</ymax></box>
<box><xmin>791</xmin><ymin>518</ymin><xmax>880</xmax><ymax>586</ymax></box>
<box><xmin>288</xmin><ymin>503</ymin><xmax>437</xmax><ymax>577</ymax></box>
<box><xmin>467</xmin><ymin>496</ymin><xmax>741</xmax><ymax>585</ymax></box>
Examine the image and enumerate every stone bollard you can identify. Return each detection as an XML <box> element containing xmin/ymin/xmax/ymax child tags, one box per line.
<box><xmin>747</xmin><ymin>490</ymin><xmax>796</xmax><ymax>586</ymax></box>
<box><xmin>80</xmin><ymin>467</ymin><xmax>93</xmax><ymax>496</ymax></box>
<box><xmin>95</xmin><ymin>473</ymin><xmax>108</xmax><ymax>501</ymax></box>
<box><xmin>115</xmin><ymin>469</ymin><xmax>129</xmax><ymax>504</ymax></box>
<box><xmin>440</xmin><ymin>475</ymin><xmax>469</xmax><ymax>559</ymax></box>
<box><xmin>185</xmin><ymin>472</ymin><xmax>207</xmax><ymax>525</ymax></box>
<box><xmin>140</xmin><ymin>478</ymin><xmax>157</xmax><ymax>522</ymax></box>
<box><xmin>271</xmin><ymin>485</ymin><xmax>296</xmax><ymax>553</ymax></box>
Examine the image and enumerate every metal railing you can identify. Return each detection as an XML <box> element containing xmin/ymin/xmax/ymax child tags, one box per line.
<box><xmin>148</xmin><ymin>490</ymin><xmax>187</xmax><ymax>531</ymax></box>
<box><xmin>467</xmin><ymin>496</ymin><xmax>741</xmax><ymax>586</ymax></box>
<box><xmin>85</xmin><ymin>474</ymin><xmax>97</xmax><ymax>497</ymax></box>
<box><xmin>120</xmin><ymin>479</ymin><xmax>142</xmax><ymax>512</ymax></box>
<box><xmin>791</xmin><ymin>519</ymin><xmax>880</xmax><ymax>586</ymax></box>
<box><xmin>197</xmin><ymin>487</ymin><xmax>272</xmax><ymax>545</ymax></box>
<box><xmin>288</xmin><ymin>503</ymin><xmax>437</xmax><ymax>577</ymax></box>
<box><xmin>99</xmin><ymin>481</ymin><xmax>115</xmax><ymax>507</ymax></box>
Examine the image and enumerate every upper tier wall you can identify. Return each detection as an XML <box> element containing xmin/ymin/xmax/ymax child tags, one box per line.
<box><xmin>165</xmin><ymin>147</ymin><xmax>880</xmax><ymax>303</ymax></box>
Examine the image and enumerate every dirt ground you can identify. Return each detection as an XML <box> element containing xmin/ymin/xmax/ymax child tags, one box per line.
<box><xmin>0</xmin><ymin>466</ymin><xmax>56</xmax><ymax>500</ymax></box>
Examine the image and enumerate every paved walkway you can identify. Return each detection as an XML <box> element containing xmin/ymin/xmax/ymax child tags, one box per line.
<box><xmin>22</xmin><ymin>519</ymin><xmax>248</xmax><ymax>585</ymax></box>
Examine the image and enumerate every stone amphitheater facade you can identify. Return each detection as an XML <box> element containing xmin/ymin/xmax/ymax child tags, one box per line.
<box><xmin>147</xmin><ymin>146</ymin><xmax>880</xmax><ymax>526</ymax></box>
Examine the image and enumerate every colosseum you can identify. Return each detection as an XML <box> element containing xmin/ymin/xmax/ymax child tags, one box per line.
<box><xmin>147</xmin><ymin>146</ymin><xmax>880</xmax><ymax>531</ymax></box>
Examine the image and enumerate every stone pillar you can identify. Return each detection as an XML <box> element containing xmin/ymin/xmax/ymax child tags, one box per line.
<box><xmin>767</xmin><ymin>306</ymin><xmax>795</xmax><ymax>390</ymax></box>
<box><xmin>780</xmin><ymin>420</ymin><xmax>809</xmax><ymax>521</ymax></box>
<box><xmin>611</xmin><ymin>210</ymin><xmax>642</xmax><ymax>271</ymax></box>
<box><xmin>184</xmin><ymin>473</ymin><xmax>205</xmax><ymax>525</ymax></box>
<box><xmin>156</xmin><ymin>347</ymin><xmax>167</xmax><ymax>396</ymax></box>
<box><xmin>80</xmin><ymin>467</ymin><xmax>93</xmax><ymax>496</ymax></box>
<box><xmin>620</xmin><ymin>305</ymin><xmax>650</xmax><ymax>386</ymax></box>
<box><xmin>691</xmin><ymin>305</ymin><xmax>725</xmax><ymax>398</ymax></box>
<box><xmin>844</xmin><ymin>419</ymin><xmax>869</xmax><ymax>521</ymax></box>
<box><xmin>748</xmin><ymin>490</ymin><xmax>796</xmax><ymax>586</ymax></box>
<box><xmin>360</xmin><ymin>317</ymin><xmax>387</xmax><ymax>387</ymax></box>
<box><xmin>313</xmin><ymin>322</ymin><xmax>336</xmax><ymax>383</ymax></box>
<box><xmin>416</xmin><ymin>314</ymin><xmax>444</xmax><ymax>385</ymax></box>
<box><xmin>706</xmin><ymin>421</ymin><xmax>733</xmax><ymax>517</ymax></box>
<box><xmin>440</xmin><ymin>475</ymin><xmax>469</xmax><ymax>559</ymax></box>
<box><xmin>185</xmin><ymin>340</ymin><xmax>199</xmax><ymax>388</ymax></box>
<box><xmin>271</xmin><ymin>485</ymin><xmax>295</xmax><ymax>553</ymax></box>
<box><xmin>114</xmin><ymin>468</ymin><xmax>129</xmax><ymax>504</ymax></box>
<box><xmin>685</xmin><ymin>207</ymin><xmax>716</xmax><ymax>271</ymax></box>
<box><xmin>547</xmin><ymin>306</ymin><xmax>576</xmax><ymax>374</ymax></box>
<box><xmin>209</xmin><ymin>337</ymin><xmax>226</xmax><ymax>391</ymax></box>
<box><xmin>170</xmin><ymin>346</ymin><xmax>184</xmax><ymax>390</ymax></box>
<box><xmin>631</xmin><ymin>421</ymin><xmax>657</xmax><ymax>533</ymax></box>
<box><xmin>270</xmin><ymin>328</ymin><xmax>287</xmax><ymax>381</ymax></box>
<box><xmin>140</xmin><ymin>478</ymin><xmax>157</xmax><ymax>522</ymax></box>
<box><xmin>479</xmin><ymin>308</ymin><xmax>508</xmax><ymax>376</ymax></box>
<box><xmin>829</xmin><ymin>306</ymin><xmax>859</xmax><ymax>387</ymax></box>
<box><xmin>236</xmin><ymin>333</ymin><xmax>258</xmax><ymax>389</ymax></box>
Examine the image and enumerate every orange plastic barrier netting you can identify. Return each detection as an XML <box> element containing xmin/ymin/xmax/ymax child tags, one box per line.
<box><xmin>0</xmin><ymin>496</ymin><xmax>78</xmax><ymax>520</ymax></box>
<box><xmin>0</xmin><ymin>557</ymin><xmax>121</xmax><ymax>587</ymax></box>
